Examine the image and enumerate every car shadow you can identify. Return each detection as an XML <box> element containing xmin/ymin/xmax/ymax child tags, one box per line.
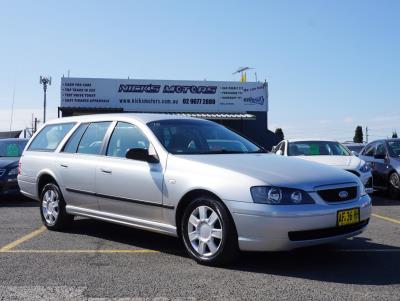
<box><xmin>371</xmin><ymin>193</ymin><xmax>400</xmax><ymax>206</ymax></box>
<box><xmin>0</xmin><ymin>196</ymin><xmax>38</xmax><ymax>207</ymax></box>
<box><xmin>66</xmin><ymin>218</ymin><xmax>400</xmax><ymax>286</ymax></box>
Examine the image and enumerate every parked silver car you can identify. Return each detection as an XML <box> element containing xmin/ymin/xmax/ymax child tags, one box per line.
<box><xmin>18</xmin><ymin>114</ymin><xmax>371</xmax><ymax>265</ymax></box>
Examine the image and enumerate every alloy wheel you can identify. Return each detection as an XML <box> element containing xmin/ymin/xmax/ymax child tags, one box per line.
<box><xmin>187</xmin><ymin>205</ymin><xmax>223</xmax><ymax>257</ymax></box>
<box><xmin>42</xmin><ymin>189</ymin><xmax>60</xmax><ymax>226</ymax></box>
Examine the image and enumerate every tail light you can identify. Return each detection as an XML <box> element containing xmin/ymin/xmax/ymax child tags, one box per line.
<box><xmin>18</xmin><ymin>162</ymin><xmax>22</xmax><ymax>175</ymax></box>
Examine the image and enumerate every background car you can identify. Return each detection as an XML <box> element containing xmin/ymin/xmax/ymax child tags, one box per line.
<box><xmin>342</xmin><ymin>142</ymin><xmax>366</xmax><ymax>156</ymax></box>
<box><xmin>0</xmin><ymin>138</ymin><xmax>29</xmax><ymax>198</ymax></box>
<box><xmin>273</xmin><ymin>139</ymin><xmax>373</xmax><ymax>194</ymax></box>
<box><xmin>358</xmin><ymin>139</ymin><xmax>400</xmax><ymax>199</ymax></box>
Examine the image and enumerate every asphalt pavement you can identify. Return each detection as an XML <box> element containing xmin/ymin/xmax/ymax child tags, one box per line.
<box><xmin>0</xmin><ymin>194</ymin><xmax>399</xmax><ymax>300</ymax></box>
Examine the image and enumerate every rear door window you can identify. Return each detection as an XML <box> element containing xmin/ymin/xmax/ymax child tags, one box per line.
<box><xmin>63</xmin><ymin>123</ymin><xmax>89</xmax><ymax>153</ymax></box>
<box><xmin>77</xmin><ymin>122</ymin><xmax>112</xmax><ymax>155</ymax></box>
<box><xmin>28</xmin><ymin>123</ymin><xmax>75</xmax><ymax>152</ymax></box>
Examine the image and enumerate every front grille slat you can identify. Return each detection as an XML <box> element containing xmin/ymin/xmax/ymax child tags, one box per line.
<box><xmin>288</xmin><ymin>219</ymin><xmax>369</xmax><ymax>241</ymax></box>
<box><xmin>317</xmin><ymin>186</ymin><xmax>358</xmax><ymax>203</ymax></box>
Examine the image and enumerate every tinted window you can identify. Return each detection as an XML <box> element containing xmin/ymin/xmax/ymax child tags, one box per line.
<box><xmin>376</xmin><ymin>143</ymin><xmax>386</xmax><ymax>156</ymax></box>
<box><xmin>388</xmin><ymin>141</ymin><xmax>400</xmax><ymax>158</ymax></box>
<box><xmin>148</xmin><ymin>119</ymin><xmax>261</xmax><ymax>154</ymax></box>
<box><xmin>28</xmin><ymin>123</ymin><xmax>75</xmax><ymax>151</ymax></box>
<box><xmin>63</xmin><ymin>123</ymin><xmax>89</xmax><ymax>153</ymax></box>
<box><xmin>107</xmin><ymin>122</ymin><xmax>149</xmax><ymax>158</ymax></box>
<box><xmin>0</xmin><ymin>140</ymin><xmax>28</xmax><ymax>157</ymax></box>
<box><xmin>77</xmin><ymin>122</ymin><xmax>111</xmax><ymax>155</ymax></box>
<box><xmin>363</xmin><ymin>143</ymin><xmax>376</xmax><ymax>157</ymax></box>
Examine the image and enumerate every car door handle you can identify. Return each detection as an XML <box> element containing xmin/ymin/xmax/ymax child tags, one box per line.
<box><xmin>100</xmin><ymin>168</ymin><xmax>112</xmax><ymax>174</ymax></box>
<box><xmin>60</xmin><ymin>164</ymin><xmax>68</xmax><ymax>168</ymax></box>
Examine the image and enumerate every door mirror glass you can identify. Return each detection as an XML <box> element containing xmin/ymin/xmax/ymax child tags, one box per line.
<box><xmin>126</xmin><ymin>148</ymin><xmax>159</xmax><ymax>163</ymax></box>
<box><xmin>276</xmin><ymin>150</ymin><xmax>283</xmax><ymax>156</ymax></box>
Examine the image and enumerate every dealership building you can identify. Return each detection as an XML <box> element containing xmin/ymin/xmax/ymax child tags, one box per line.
<box><xmin>59</xmin><ymin>77</ymin><xmax>277</xmax><ymax>149</ymax></box>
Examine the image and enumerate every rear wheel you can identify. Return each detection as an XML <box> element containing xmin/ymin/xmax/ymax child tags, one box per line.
<box><xmin>40</xmin><ymin>183</ymin><xmax>74</xmax><ymax>230</ymax></box>
<box><xmin>181</xmin><ymin>196</ymin><xmax>238</xmax><ymax>266</ymax></box>
<box><xmin>388</xmin><ymin>172</ymin><xmax>400</xmax><ymax>199</ymax></box>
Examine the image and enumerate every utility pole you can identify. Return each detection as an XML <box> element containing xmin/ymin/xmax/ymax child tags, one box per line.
<box><xmin>366</xmin><ymin>126</ymin><xmax>369</xmax><ymax>143</ymax></box>
<box><xmin>40</xmin><ymin>76</ymin><xmax>52</xmax><ymax>124</ymax></box>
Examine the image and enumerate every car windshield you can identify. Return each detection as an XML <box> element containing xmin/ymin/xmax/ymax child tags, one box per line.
<box><xmin>288</xmin><ymin>141</ymin><xmax>350</xmax><ymax>156</ymax></box>
<box><xmin>388</xmin><ymin>141</ymin><xmax>400</xmax><ymax>158</ymax></box>
<box><xmin>147</xmin><ymin>119</ymin><xmax>262</xmax><ymax>154</ymax></box>
<box><xmin>0</xmin><ymin>140</ymin><xmax>27</xmax><ymax>157</ymax></box>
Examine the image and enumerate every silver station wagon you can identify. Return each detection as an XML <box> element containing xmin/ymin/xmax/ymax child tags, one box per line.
<box><xmin>18</xmin><ymin>114</ymin><xmax>372</xmax><ymax>265</ymax></box>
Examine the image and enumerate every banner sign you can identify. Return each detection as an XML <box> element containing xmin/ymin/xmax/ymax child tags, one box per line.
<box><xmin>61</xmin><ymin>77</ymin><xmax>268</xmax><ymax>113</ymax></box>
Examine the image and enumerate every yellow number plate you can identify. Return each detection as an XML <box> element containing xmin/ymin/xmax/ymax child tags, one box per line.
<box><xmin>337</xmin><ymin>208</ymin><xmax>360</xmax><ymax>227</ymax></box>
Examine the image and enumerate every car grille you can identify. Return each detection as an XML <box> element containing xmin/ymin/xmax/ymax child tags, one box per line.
<box><xmin>288</xmin><ymin>219</ymin><xmax>369</xmax><ymax>241</ymax></box>
<box><xmin>0</xmin><ymin>169</ymin><xmax>5</xmax><ymax>177</ymax></box>
<box><xmin>317</xmin><ymin>186</ymin><xmax>358</xmax><ymax>203</ymax></box>
<box><xmin>346</xmin><ymin>170</ymin><xmax>360</xmax><ymax>177</ymax></box>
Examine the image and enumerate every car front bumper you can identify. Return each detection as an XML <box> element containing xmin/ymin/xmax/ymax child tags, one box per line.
<box><xmin>0</xmin><ymin>176</ymin><xmax>20</xmax><ymax>196</ymax></box>
<box><xmin>227</xmin><ymin>194</ymin><xmax>372</xmax><ymax>252</ymax></box>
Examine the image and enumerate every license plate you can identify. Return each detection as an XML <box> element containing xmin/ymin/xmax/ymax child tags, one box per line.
<box><xmin>337</xmin><ymin>208</ymin><xmax>360</xmax><ymax>227</ymax></box>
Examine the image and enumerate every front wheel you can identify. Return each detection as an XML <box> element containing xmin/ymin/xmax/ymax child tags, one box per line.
<box><xmin>388</xmin><ymin>172</ymin><xmax>400</xmax><ymax>199</ymax></box>
<box><xmin>40</xmin><ymin>183</ymin><xmax>74</xmax><ymax>230</ymax></box>
<box><xmin>181</xmin><ymin>196</ymin><xmax>238</xmax><ymax>266</ymax></box>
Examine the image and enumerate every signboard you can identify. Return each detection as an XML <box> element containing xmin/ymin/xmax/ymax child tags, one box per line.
<box><xmin>61</xmin><ymin>77</ymin><xmax>268</xmax><ymax>113</ymax></box>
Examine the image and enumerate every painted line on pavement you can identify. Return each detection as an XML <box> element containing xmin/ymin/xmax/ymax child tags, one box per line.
<box><xmin>0</xmin><ymin>226</ymin><xmax>47</xmax><ymax>252</ymax></box>
<box><xmin>372</xmin><ymin>213</ymin><xmax>400</xmax><ymax>225</ymax></box>
<box><xmin>0</xmin><ymin>249</ymin><xmax>159</xmax><ymax>254</ymax></box>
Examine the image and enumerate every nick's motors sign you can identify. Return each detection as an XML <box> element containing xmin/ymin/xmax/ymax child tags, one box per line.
<box><xmin>61</xmin><ymin>77</ymin><xmax>268</xmax><ymax>113</ymax></box>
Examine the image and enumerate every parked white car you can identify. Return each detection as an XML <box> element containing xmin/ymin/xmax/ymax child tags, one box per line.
<box><xmin>273</xmin><ymin>139</ymin><xmax>373</xmax><ymax>194</ymax></box>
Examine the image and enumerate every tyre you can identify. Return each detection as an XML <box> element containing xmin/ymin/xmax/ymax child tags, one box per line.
<box><xmin>388</xmin><ymin>172</ymin><xmax>400</xmax><ymax>200</ymax></box>
<box><xmin>181</xmin><ymin>195</ymin><xmax>238</xmax><ymax>266</ymax></box>
<box><xmin>40</xmin><ymin>183</ymin><xmax>74</xmax><ymax>230</ymax></box>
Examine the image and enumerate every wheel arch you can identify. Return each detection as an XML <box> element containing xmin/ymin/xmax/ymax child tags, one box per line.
<box><xmin>175</xmin><ymin>189</ymin><xmax>237</xmax><ymax>238</ymax></box>
<box><xmin>37</xmin><ymin>170</ymin><xmax>59</xmax><ymax>198</ymax></box>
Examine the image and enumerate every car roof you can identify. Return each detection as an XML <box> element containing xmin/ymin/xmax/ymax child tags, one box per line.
<box><xmin>286</xmin><ymin>138</ymin><xmax>340</xmax><ymax>143</ymax></box>
<box><xmin>45</xmin><ymin>113</ymin><xmax>200</xmax><ymax>125</ymax></box>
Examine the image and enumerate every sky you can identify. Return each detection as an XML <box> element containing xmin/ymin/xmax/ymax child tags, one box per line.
<box><xmin>0</xmin><ymin>0</ymin><xmax>399</xmax><ymax>141</ymax></box>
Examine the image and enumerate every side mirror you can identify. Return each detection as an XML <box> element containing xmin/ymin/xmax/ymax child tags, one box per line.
<box><xmin>374</xmin><ymin>153</ymin><xmax>386</xmax><ymax>160</ymax></box>
<box><xmin>126</xmin><ymin>148</ymin><xmax>159</xmax><ymax>163</ymax></box>
<box><xmin>351</xmin><ymin>151</ymin><xmax>359</xmax><ymax>157</ymax></box>
<box><xmin>276</xmin><ymin>150</ymin><xmax>283</xmax><ymax>156</ymax></box>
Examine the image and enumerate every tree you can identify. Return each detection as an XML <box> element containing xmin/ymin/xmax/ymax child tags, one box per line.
<box><xmin>275</xmin><ymin>128</ymin><xmax>284</xmax><ymax>142</ymax></box>
<box><xmin>393</xmin><ymin>131</ymin><xmax>398</xmax><ymax>139</ymax></box>
<box><xmin>353</xmin><ymin>126</ymin><xmax>363</xmax><ymax>143</ymax></box>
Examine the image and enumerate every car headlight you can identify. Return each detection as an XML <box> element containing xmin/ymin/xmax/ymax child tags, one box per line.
<box><xmin>7</xmin><ymin>167</ymin><xmax>18</xmax><ymax>176</ymax></box>
<box><xmin>360</xmin><ymin>184</ymin><xmax>367</xmax><ymax>196</ymax></box>
<box><xmin>250</xmin><ymin>186</ymin><xmax>315</xmax><ymax>205</ymax></box>
<box><xmin>359</xmin><ymin>162</ymin><xmax>371</xmax><ymax>173</ymax></box>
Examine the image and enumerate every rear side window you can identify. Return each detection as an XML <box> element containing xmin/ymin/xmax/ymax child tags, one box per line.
<box><xmin>28</xmin><ymin>123</ymin><xmax>75</xmax><ymax>151</ymax></box>
<box><xmin>63</xmin><ymin>123</ymin><xmax>89</xmax><ymax>153</ymax></box>
<box><xmin>77</xmin><ymin>122</ymin><xmax>111</xmax><ymax>155</ymax></box>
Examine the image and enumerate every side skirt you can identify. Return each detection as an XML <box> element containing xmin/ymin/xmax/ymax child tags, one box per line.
<box><xmin>66</xmin><ymin>205</ymin><xmax>178</xmax><ymax>237</ymax></box>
